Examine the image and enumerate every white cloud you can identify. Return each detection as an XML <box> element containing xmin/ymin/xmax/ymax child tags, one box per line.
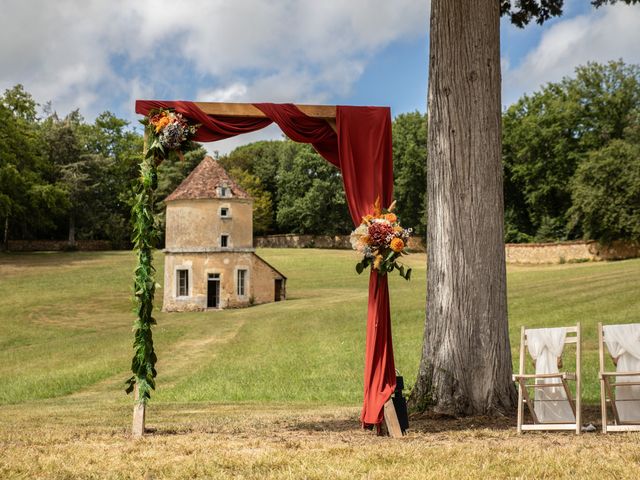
<box><xmin>0</xmin><ymin>0</ymin><xmax>428</xmax><ymax>130</ymax></box>
<box><xmin>503</xmin><ymin>4</ymin><xmax>640</xmax><ymax>105</ymax></box>
<box><xmin>199</xmin><ymin>83</ymin><xmax>249</xmax><ymax>103</ymax></box>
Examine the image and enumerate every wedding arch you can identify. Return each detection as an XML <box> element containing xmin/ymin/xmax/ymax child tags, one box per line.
<box><xmin>129</xmin><ymin>100</ymin><xmax>402</xmax><ymax>437</ymax></box>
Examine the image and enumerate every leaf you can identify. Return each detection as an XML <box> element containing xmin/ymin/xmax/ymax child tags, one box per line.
<box><xmin>356</xmin><ymin>262</ymin><xmax>364</xmax><ymax>275</ymax></box>
<box><xmin>124</xmin><ymin>376</ymin><xmax>136</xmax><ymax>394</ymax></box>
<box><xmin>405</xmin><ymin>268</ymin><xmax>412</xmax><ymax>281</ymax></box>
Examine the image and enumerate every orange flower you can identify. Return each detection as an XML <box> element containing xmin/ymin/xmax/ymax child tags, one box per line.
<box><xmin>373</xmin><ymin>196</ymin><xmax>381</xmax><ymax>216</ymax></box>
<box><xmin>362</xmin><ymin>214</ymin><xmax>374</xmax><ymax>224</ymax></box>
<box><xmin>393</xmin><ymin>226</ymin><xmax>403</xmax><ymax>233</ymax></box>
<box><xmin>385</xmin><ymin>213</ymin><xmax>397</xmax><ymax>223</ymax></box>
<box><xmin>390</xmin><ymin>238</ymin><xmax>404</xmax><ymax>253</ymax></box>
<box><xmin>154</xmin><ymin>115</ymin><xmax>171</xmax><ymax>132</ymax></box>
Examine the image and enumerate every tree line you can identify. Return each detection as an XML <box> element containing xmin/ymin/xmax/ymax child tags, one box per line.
<box><xmin>1</xmin><ymin>60</ymin><xmax>638</xmax><ymax>249</ymax></box>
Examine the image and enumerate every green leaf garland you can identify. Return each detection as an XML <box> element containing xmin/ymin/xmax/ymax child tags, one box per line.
<box><xmin>125</xmin><ymin>125</ymin><xmax>160</xmax><ymax>404</ymax></box>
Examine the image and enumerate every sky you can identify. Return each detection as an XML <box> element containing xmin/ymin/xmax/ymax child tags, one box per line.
<box><xmin>1</xmin><ymin>0</ymin><xmax>639</xmax><ymax>153</ymax></box>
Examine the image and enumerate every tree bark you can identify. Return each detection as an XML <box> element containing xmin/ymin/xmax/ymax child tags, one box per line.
<box><xmin>409</xmin><ymin>0</ymin><xmax>517</xmax><ymax>415</ymax></box>
<box><xmin>68</xmin><ymin>215</ymin><xmax>76</xmax><ymax>248</ymax></box>
<box><xmin>2</xmin><ymin>216</ymin><xmax>8</xmax><ymax>252</ymax></box>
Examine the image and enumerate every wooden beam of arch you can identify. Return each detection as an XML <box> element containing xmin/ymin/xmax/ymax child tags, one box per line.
<box><xmin>193</xmin><ymin>102</ymin><xmax>338</xmax><ymax>132</ymax></box>
<box><xmin>193</xmin><ymin>102</ymin><xmax>336</xmax><ymax>119</ymax></box>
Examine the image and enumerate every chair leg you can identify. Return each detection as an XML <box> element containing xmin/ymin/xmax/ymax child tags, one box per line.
<box><xmin>575</xmin><ymin>322</ymin><xmax>582</xmax><ymax>435</ymax></box>
<box><xmin>517</xmin><ymin>380</ymin><xmax>524</xmax><ymax>434</ymax></box>
<box><xmin>600</xmin><ymin>378</ymin><xmax>608</xmax><ymax>434</ymax></box>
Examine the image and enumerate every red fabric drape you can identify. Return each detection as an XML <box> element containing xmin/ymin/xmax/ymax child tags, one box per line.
<box><xmin>337</xmin><ymin>107</ymin><xmax>395</xmax><ymax>426</ymax></box>
<box><xmin>135</xmin><ymin>100</ymin><xmax>272</xmax><ymax>142</ymax></box>
<box><xmin>135</xmin><ymin>100</ymin><xmax>396</xmax><ymax>425</ymax></box>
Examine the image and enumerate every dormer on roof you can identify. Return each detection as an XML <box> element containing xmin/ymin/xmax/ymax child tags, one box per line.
<box><xmin>217</xmin><ymin>183</ymin><xmax>232</xmax><ymax>198</ymax></box>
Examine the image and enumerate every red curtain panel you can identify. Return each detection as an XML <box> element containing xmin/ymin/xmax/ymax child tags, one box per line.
<box><xmin>135</xmin><ymin>100</ymin><xmax>396</xmax><ymax>426</ymax></box>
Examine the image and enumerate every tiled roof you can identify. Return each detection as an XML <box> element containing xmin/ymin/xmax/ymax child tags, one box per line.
<box><xmin>165</xmin><ymin>156</ymin><xmax>250</xmax><ymax>202</ymax></box>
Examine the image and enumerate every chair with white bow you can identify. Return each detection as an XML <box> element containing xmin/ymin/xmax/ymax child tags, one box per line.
<box><xmin>599</xmin><ymin>322</ymin><xmax>640</xmax><ymax>433</ymax></box>
<box><xmin>513</xmin><ymin>324</ymin><xmax>582</xmax><ymax>434</ymax></box>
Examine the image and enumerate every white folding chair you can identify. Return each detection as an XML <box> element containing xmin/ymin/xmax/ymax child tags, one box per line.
<box><xmin>513</xmin><ymin>324</ymin><xmax>582</xmax><ymax>434</ymax></box>
<box><xmin>599</xmin><ymin>322</ymin><xmax>640</xmax><ymax>433</ymax></box>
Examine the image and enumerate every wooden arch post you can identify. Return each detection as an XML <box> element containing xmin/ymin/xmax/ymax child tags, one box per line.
<box><xmin>130</xmin><ymin>101</ymin><xmax>402</xmax><ymax>438</ymax></box>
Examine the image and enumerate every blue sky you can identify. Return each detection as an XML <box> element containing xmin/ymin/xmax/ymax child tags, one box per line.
<box><xmin>1</xmin><ymin>1</ymin><xmax>639</xmax><ymax>153</ymax></box>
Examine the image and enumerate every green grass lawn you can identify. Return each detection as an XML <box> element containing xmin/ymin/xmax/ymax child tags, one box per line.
<box><xmin>0</xmin><ymin>250</ymin><xmax>639</xmax><ymax>479</ymax></box>
<box><xmin>1</xmin><ymin>249</ymin><xmax>638</xmax><ymax>406</ymax></box>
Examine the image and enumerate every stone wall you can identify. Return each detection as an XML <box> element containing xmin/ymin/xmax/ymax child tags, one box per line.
<box><xmin>255</xmin><ymin>234</ymin><xmax>640</xmax><ymax>264</ymax></box>
<box><xmin>6</xmin><ymin>240</ymin><xmax>112</xmax><ymax>251</ymax></box>
<box><xmin>254</xmin><ymin>234</ymin><xmax>427</xmax><ymax>252</ymax></box>
<box><xmin>254</xmin><ymin>234</ymin><xmax>352</xmax><ymax>250</ymax></box>
<box><xmin>505</xmin><ymin>240</ymin><xmax>640</xmax><ymax>264</ymax></box>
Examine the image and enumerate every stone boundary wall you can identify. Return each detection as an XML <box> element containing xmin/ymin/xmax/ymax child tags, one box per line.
<box><xmin>6</xmin><ymin>240</ymin><xmax>112</xmax><ymax>252</ymax></box>
<box><xmin>254</xmin><ymin>234</ymin><xmax>351</xmax><ymax>250</ymax></box>
<box><xmin>255</xmin><ymin>235</ymin><xmax>640</xmax><ymax>264</ymax></box>
<box><xmin>505</xmin><ymin>240</ymin><xmax>640</xmax><ymax>264</ymax></box>
<box><xmin>254</xmin><ymin>234</ymin><xmax>427</xmax><ymax>251</ymax></box>
<box><xmin>6</xmin><ymin>236</ymin><xmax>639</xmax><ymax>263</ymax></box>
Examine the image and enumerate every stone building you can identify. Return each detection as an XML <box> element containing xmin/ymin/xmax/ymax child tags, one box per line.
<box><xmin>162</xmin><ymin>156</ymin><xmax>286</xmax><ymax>311</ymax></box>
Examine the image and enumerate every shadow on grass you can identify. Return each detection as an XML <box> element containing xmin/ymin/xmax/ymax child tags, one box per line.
<box><xmin>409</xmin><ymin>412</ymin><xmax>514</xmax><ymax>433</ymax></box>
<box><xmin>285</xmin><ymin>404</ymin><xmax>605</xmax><ymax>435</ymax></box>
<box><xmin>286</xmin><ymin>417</ymin><xmax>359</xmax><ymax>433</ymax></box>
<box><xmin>410</xmin><ymin>404</ymin><xmax>604</xmax><ymax>433</ymax></box>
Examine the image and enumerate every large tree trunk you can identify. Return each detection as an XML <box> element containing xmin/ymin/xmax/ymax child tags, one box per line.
<box><xmin>409</xmin><ymin>0</ymin><xmax>516</xmax><ymax>415</ymax></box>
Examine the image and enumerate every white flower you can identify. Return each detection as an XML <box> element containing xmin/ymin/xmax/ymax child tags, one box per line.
<box><xmin>372</xmin><ymin>218</ymin><xmax>391</xmax><ymax>226</ymax></box>
<box><xmin>350</xmin><ymin>224</ymin><xmax>369</xmax><ymax>251</ymax></box>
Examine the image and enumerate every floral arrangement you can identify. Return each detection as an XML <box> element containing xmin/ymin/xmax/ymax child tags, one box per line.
<box><xmin>140</xmin><ymin>108</ymin><xmax>199</xmax><ymax>163</ymax></box>
<box><xmin>350</xmin><ymin>198</ymin><xmax>412</xmax><ymax>280</ymax></box>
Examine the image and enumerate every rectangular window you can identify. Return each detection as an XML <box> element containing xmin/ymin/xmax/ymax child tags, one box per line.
<box><xmin>237</xmin><ymin>269</ymin><xmax>247</xmax><ymax>297</ymax></box>
<box><xmin>220</xmin><ymin>207</ymin><xmax>229</xmax><ymax>217</ymax></box>
<box><xmin>177</xmin><ymin>269</ymin><xmax>189</xmax><ymax>297</ymax></box>
<box><xmin>220</xmin><ymin>235</ymin><xmax>229</xmax><ymax>248</ymax></box>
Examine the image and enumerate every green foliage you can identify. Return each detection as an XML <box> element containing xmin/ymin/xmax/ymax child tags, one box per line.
<box><xmin>0</xmin><ymin>86</ymin><xmax>63</xmax><ymax>244</ymax></box>
<box><xmin>502</xmin><ymin>60</ymin><xmax>640</xmax><ymax>242</ymax></box>
<box><xmin>1</xmin><ymin>84</ymin><xmax>145</xmax><ymax>247</ymax></box>
<box><xmin>126</xmin><ymin>130</ymin><xmax>160</xmax><ymax>404</ymax></box>
<box><xmin>2</xmin><ymin>84</ymin><xmax>38</xmax><ymax>122</ymax></box>
<box><xmin>355</xmin><ymin>256</ymin><xmax>412</xmax><ymax>280</ymax></box>
<box><xmin>569</xmin><ymin>140</ymin><xmax>640</xmax><ymax>242</ymax></box>
<box><xmin>276</xmin><ymin>145</ymin><xmax>352</xmax><ymax>234</ymax></box>
<box><xmin>392</xmin><ymin>112</ymin><xmax>427</xmax><ymax>237</ymax></box>
<box><xmin>501</xmin><ymin>0</ymin><xmax>639</xmax><ymax>28</ymax></box>
<box><xmin>500</xmin><ymin>0</ymin><xmax>564</xmax><ymax>28</ymax></box>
